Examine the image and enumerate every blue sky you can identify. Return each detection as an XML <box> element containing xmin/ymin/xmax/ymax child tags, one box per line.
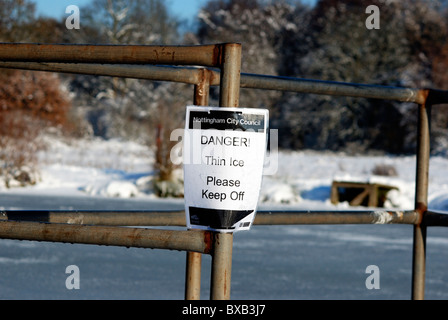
<box><xmin>36</xmin><ymin>0</ymin><xmax>316</xmax><ymax>21</ymax></box>
<box><xmin>35</xmin><ymin>0</ymin><xmax>207</xmax><ymax>22</ymax></box>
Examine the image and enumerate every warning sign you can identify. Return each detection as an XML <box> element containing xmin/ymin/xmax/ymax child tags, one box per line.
<box><xmin>183</xmin><ymin>106</ymin><xmax>268</xmax><ymax>232</ymax></box>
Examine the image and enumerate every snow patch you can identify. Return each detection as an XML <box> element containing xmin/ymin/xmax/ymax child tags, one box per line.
<box><xmin>261</xmin><ymin>181</ymin><xmax>301</xmax><ymax>204</ymax></box>
<box><xmin>83</xmin><ymin>180</ymin><xmax>139</xmax><ymax>198</ymax></box>
<box><xmin>372</xmin><ymin>211</ymin><xmax>398</xmax><ymax>224</ymax></box>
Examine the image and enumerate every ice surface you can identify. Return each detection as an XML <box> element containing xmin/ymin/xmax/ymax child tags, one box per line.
<box><xmin>0</xmin><ymin>136</ymin><xmax>447</xmax><ymax>299</ymax></box>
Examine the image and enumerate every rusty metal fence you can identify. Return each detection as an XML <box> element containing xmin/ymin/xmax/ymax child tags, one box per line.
<box><xmin>0</xmin><ymin>42</ymin><xmax>448</xmax><ymax>300</ymax></box>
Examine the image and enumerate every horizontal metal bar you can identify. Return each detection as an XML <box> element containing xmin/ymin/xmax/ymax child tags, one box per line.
<box><xmin>0</xmin><ymin>62</ymin><xmax>203</xmax><ymax>85</ymax></box>
<box><xmin>1</xmin><ymin>210</ymin><xmax>186</xmax><ymax>226</ymax></box>
<box><xmin>0</xmin><ymin>43</ymin><xmax>221</xmax><ymax>67</ymax></box>
<box><xmin>1</xmin><ymin>209</ymin><xmax>423</xmax><ymax>226</ymax></box>
<box><xmin>255</xmin><ymin>210</ymin><xmax>420</xmax><ymax>225</ymax></box>
<box><xmin>2</xmin><ymin>61</ymin><xmax>447</xmax><ymax>104</ymax></box>
<box><xmin>0</xmin><ymin>220</ymin><xmax>212</xmax><ymax>254</ymax></box>
<box><xmin>240</xmin><ymin>73</ymin><xmax>432</xmax><ymax>105</ymax></box>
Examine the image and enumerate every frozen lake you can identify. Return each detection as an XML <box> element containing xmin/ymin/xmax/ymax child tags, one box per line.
<box><xmin>0</xmin><ymin>193</ymin><xmax>447</xmax><ymax>300</ymax></box>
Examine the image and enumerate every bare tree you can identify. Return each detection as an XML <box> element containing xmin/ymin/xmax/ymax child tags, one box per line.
<box><xmin>0</xmin><ymin>0</ymin><xmax>35</xmax><ymax>42</ymax></box>
<box><xmin>0</xmin><ymin>0</ymin><xmax>73</xmax><ymax>187</ymax></box>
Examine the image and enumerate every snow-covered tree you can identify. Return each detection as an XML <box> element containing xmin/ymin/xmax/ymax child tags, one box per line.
<box><xmin>63</xmin><ymin>0</ymin><xmax>188</xmax><ymax>194</ymax></box>
<box><xmin>67</xmin><ymin>0</ymin><xmax>184</xmax><ymax>140</ymax></box>
<box><xmin>191</xmin><ymin>0</ymin><xmax>312</xmax><ymax>109</ymax></box>
<box><xmin>273</xmin><ymin>0</ymin><xmax>448</xmax><ymax>153</ymax></box>
<box><xmin>77</xmin><ymin>0</ymin><xmax>179</xmax><ymax>44</ymax></box>
<box><xmin>191</xmin><ymin>0</ymin><xmax>448</xmax><ymax>154</ymax></box>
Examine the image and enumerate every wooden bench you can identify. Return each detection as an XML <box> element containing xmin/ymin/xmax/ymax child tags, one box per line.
<box><xmin>330</xmin><ymin>181</ymin><xmax>398</xmax><ymax>207</ymax></box>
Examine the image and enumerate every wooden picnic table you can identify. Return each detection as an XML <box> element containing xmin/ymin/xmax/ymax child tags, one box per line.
<box><xmin>330</xmin><ymin>180</ymin><xmax>398</xmax><ymax>207</ymax></box>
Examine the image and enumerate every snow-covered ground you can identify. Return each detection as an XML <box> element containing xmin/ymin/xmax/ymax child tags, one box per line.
<box><xmin>1</xmin><ymin>135</ymin><xmax>448</xmax><ymax>213</ymax></box>
<box><xmin>260</xmin><ymin>150</ymin><xmax>448</xmax><ymax>212</ymax></box>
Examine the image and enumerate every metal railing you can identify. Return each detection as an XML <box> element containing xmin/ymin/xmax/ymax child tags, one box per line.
<box><xmin>0</xmin><ymin>42</ymin><xmax>447</xmax><ymax>300</ymax></box>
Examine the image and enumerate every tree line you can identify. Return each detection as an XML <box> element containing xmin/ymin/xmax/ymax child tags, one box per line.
<box><xmin>0</xmin><ymin>0</ymin><xmax>447</xmax><ymax>187</ymax></box>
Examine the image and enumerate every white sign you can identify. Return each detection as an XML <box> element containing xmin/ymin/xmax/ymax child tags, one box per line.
<box><xmin>183</xmin><ymin>106</ymin><xmax>268</xmax><ymax>232</ymax></box>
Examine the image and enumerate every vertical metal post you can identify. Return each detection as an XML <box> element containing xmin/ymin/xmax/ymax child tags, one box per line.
<box><xmin>219</xmin><ymin>44</ymin><xmax>242</xmax><ymax>109</ymax></box>
<box><xmin>210</xmin><ymin>232</ymin><xmax>234</xmax><ymax>300</ymax></box>
<box><xmin>210</xmin><ymin>43</ymin><xmax>242</xmax><ymax>300</ymax></box>
<box><xmin>185</xmin><ymin>69</ymin><xmax>211</xmax><ymax>300</ymax></box>
<box><xmin>411</xmin><ymin>102</ymin><xmax>431</xmax><ymax>300</ymax></box>
<box><xmin>193</xmin><ymin>71</ymin><xmax>211</xmax><ymax>107</ymax></box>
<box><xmin>185</xmin><ymin>251</ymin><xmax>203</xmax><ymax>300</ymax></box>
